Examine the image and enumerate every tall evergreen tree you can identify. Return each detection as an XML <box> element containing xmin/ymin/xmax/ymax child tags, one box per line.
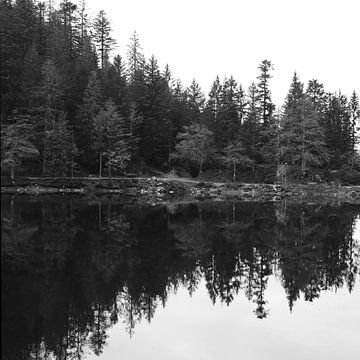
<box><xmin>256</xmin><ymin>60</ymin><xmax>274</xmax><ymax>126</ymax></box>
<box><xmin>43</xmin><ymin>113</ymin><xmax>78</xmax><ymax>176</ymax></box>
<box><xmin>279</xmin><ymin>73</ymin><xmax>329</xmax><ymax>177</ymax></box>
<box><xmin>217</xmin><ymin>76</ymin><xmax>241</xmax><ymax>143</ymax></box>
<box><xmin>92</xmin><ymin>10</ymin><xmax>115</xmax><ymax>70</ymax></box>
<box><xmin>324</xmin><ymin>92</ymin><xmax>353</xmax><ymax>164</ymax></box>
<box><xmin>242</xmin><ymin>83</ymin><xmax>261</xmax><ymax>172</ymax></box>
<box><xmin>139</xmin><ymin>55</ymin><xmax>170</xmax><ymax>167</ymax></box>
<box><xmin>93</xmin><ymin>100</ymin><xmax>130</xmax><ymax>177</ymax></box>
<box><xmin>127</xmin><ymin>31</ymin><xmax>145</xmax><ymax>80</ymax></box>
<box><xmin>187</xmin><ymin>79</ymin><xmax>205</xmax><ymax>124</ymax></box>
<box><xmin>77</xmin><ymin>70</ymin><xmax>102</xmax><ymax>165</ymax></box>
<box><xmin>1</xmin><ymin>113</ymin><xmax>39</xmax><ymax>181</ymax></box>
<box><xmin>205</xmin><ymin>75</ymin><xmax>222</xmax><ymax>130</ymax></box>
<box><xmin>221</xmin><ymin>139</ymin><xmax>252</xmax><ymax>181</ymax></box>
<box><xmin>349</xmin><ymin>91</ymin><xmax>360</xmax><ymax>154</ymax></box>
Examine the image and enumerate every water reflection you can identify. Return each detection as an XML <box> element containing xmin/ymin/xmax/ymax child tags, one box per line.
<box><xmin>1</xmin><ymin>196</ymin><xmax>359</xmax><ymax>359</ymax></box>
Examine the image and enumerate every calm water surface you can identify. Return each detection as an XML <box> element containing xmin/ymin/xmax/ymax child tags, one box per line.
<box><xmin>1</xmin><ymin>196</ymin><xmax>359</xmax><ymax>359</ymax></box>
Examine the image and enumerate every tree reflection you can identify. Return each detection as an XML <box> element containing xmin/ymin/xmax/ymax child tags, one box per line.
<box><xmin>1</xmin><ymin>197</ymin><xmax>359</xmax><ymax>359</ymax></box>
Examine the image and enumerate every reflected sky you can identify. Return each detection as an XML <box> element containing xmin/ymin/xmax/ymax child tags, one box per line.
<box><xmin>88</xmin><ymin>276</ymin><xmax>360</xmax><ymax>360</ymax></box>
<box><xmin>88</xmin><ymin>216</ymin><xmax>360</xmax><ymax>360</ymax></box>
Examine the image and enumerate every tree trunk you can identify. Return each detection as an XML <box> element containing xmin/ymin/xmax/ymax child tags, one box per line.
<box><xmin>198</xmin><ymin>158</ymin><xmax>203</xmax><ymax>177</ymax></box>
<box><xmin>301</xmin><ymin>117</ymin><xmax>306</xmax><ymax>178</ymax></box>
<box><xmin>71</xmin><ymin>133</ymin><xmax>74</xmax><ymax>179</ymax></box>
<box><xmin>99</xmin><ymin>153</ymin><xmax>102</xmax><ymax>177</ymax></box>
<box><xmin>10</xmin><ymin>166</ymin><xmax>14</xmax><ymax>183</ymax></box>
<box><xmin>108</xmin><ymin>152</ymin><xmax>111</xmax><ymax>178</ymax></box>
<box><xmin>233</xmin><ymin>163</ymin><xmax>236</xmax><ymax>182</ymax></box>
<box><xmin>98</xmin><ymin>201</ymin><xmax>102</xmax><ymax>230</ymax></box>
<box><xmin>168</xmin><ymin>138</ymin><xmax>171</xmax><ymax>170</ymax></box>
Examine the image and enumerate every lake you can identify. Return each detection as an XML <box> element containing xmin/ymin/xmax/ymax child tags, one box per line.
<box><xmin>1</xmin><ymin>196</ymin><xmax>359</xmax><ymax>360</ymax></box>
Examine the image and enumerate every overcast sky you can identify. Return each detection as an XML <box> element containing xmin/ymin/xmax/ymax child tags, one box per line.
<box><xmin>84</xmin><ymin>0</ymin><xmax>360</xmax><ymax>106</ymax></box>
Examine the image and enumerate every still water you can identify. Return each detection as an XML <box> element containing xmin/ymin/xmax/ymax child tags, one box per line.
<box><xmin>1</xmin><ymin>196</ymin><xmax>359</xmax><ymax>360</ymax></box>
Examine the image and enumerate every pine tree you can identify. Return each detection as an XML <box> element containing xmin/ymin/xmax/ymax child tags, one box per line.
<box><xmin>324</xmin><ymin>92</ymin><xmax>352</xmax><ymax>165</ymax></box>
<box><xmin>242</xmin><ymin>83</ymin><xmax>261</xmax><ymax>172</ymax></box>
<box><xmin>279</xmin><ymin>73</ymin><xmax>329</xmax><ymax>178</ymax></box>
<box><xmin>93</xmin><ymin>100</ymin><xmax>131</xmax><ymax>177</ymax></box>
<box><xmin>1</xmin><ymin>114</ymin><xmax>39</xmax><ymax>181</ymax></box>
<box><xmin>205</xmin><ymin>76</ymin><xmax>222</xmax><ymax>129</ymax></box>
<box><xmin>58</xmin><ymin>1</ymin><xmax>79</xmax><ymax>59</ymax></box>
<box><xmin>256</xmin><ymin>60</ymin><xmax>274</xmax><ymax>126</ymax></box>
<box><xmin>306</xmin><ymin>79</ymin><xmax>326</xmax><ymax>116</ymax></box>
<box><xmin>221</xmin><ymin>139</ymin><xmax>252</xmax><ymax>181</ymax></box>
<box><xmin>139</xmin><ymin>55</ymin><xmax>170</xmax><ymax>167</ymax></box>
<box><xmin>77</xmin><ymin>70</ymin><xmax>102</xmax><ymax>165</ymax></box>
<box><xmin>217</xmin><ymin>76</ymin><xmax>241</xmax><ymax>142</ymax></box>
<box><xmin>0</xmin><ymin>0</ymin><xmax>37</xmax><ymax>120</ymax></box>
<box><xmin>102</xmin><ymin>55</ymin><xmax>128</xmax><ymax>115</ymax></box>
<box><xmin>349</xmin><ymin>91</ymin><xmax>360</xmax><ymax>154</ymax></box>
<box><xmin>92</xmin><ymin>10</ymin><xmax>115</xmax><ymax>70</ymax></box>
<box><xmin>187</xmin><ymin>79</ymin><xmax>205</xmax><ymax>124</ymax></box>
<box><xmin>127</xmin><ymin>31</ymin><xmax>145</xmax><ymax>80</ymax></box>
<box><xmin>30</xmin><ymin>59</ymin><xmax>65</xmax><ymax>174</ymax></box>
<box><xmin>43</xmin><ymin>113</ymin><xmax>78</xmax><ymax>177</ymax></box>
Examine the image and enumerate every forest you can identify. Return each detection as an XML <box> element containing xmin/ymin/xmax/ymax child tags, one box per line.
<box><xmin>1</xmin><ymin>0</ymin><xmax>360</xmax><ymax>184</ymax></box>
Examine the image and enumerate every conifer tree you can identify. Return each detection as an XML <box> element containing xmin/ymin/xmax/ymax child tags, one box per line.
<box><xmin>127</xmin><ymin>31</ymin><xmax>145</xmax><ymax>80</ymax></box>
<box><xmin>279</xmin><ymin>73</ymin><xmax>329</xmax><ymax>178</ymax></box>
<box><xmin>217</xmin><ymin>76</ymin><xmax>241</xmax><ymax>142</ymax></box>
<box><xmin>43</xmin><ymin>113</ymin><xmax>78</xmax><ymax>177</ymax></box>
<box><xmin>93</xmin><ymin>100</ymin><xmax>130</xmax><ymax>177</ymax></box>
<box><xmin>306</xmin><ymin>79</ymin><xmax>326</xmax><ymax>116</ymax></box>
<box><xmin>187</xmin><ymin>79</ymin><xmax>205</xmax><ymax>124</ymax></box>
<box><xmin>349</xmin><ymin>91</ymin><xmax>360</xmax><ymax>153</ymax></box>
<box><xmin>92</xmin><ymin>10</ymin><xmax>115</xmax><ymax>70</ymax></box>
<box><xmin>139</xmin><ymin>55</ymin><xmax>170</xmax><ymax>167</ymax></box>
<box><xmin>256</xmin><ymin>60</ymin><xmax>274</xmax><ymax>126</ymax></box>
<box><xmin>221</xmin><ymin>139</ymin><xmax>252</xmax><ymax>181</ymax></box>
<box><xmin>30</xmin><ymin>59</ymin><xmax>65</xmax><ymax>174</ymax></box>
<box><xmin>102</xmin><ymin>55</ymin><xmax>128</xmax><ymax>115</ymax></box>
<box><xmin>242</xmin><ymin>83</ymin><xmax>261</xmax><ymax>172</ymax></box>
<box><xmin>324</xmin><ymin>92</ymin><xmax>352</xmax><ymax>164</ymax></box>
<box><xmin>206</xmin><ymin>76</ymin><xmax>222</xmax><ymax>129</ymax></box>
<box><xmin>126</xmin><ymin>32</ymin><xmax>146</xmax><ymax>118</ymax></box>
<box><xmin>1</xmin><ymin>114</ymin><xmax>39</xmax><ymax>181</ymax></box>
<box><xmin>77</xmin><ymin>70</ymin><xmax>102</xmax><ymax>165</ymax></box>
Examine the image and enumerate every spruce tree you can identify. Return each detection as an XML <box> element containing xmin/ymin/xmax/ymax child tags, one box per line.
<box><xmin>1</xmin><ymin>114</ymin><xmax>39</xmax><ymax>181</ymax></box>
<box><xmin>206</xmin><ymin>75</ymin><xmax>222</xmax><ymax>130</ymax></box>
<box><xmin>140</xmin><ymin>55</ymin><xmax>170</xmax><ymax>167</ymax></box>
<box><xmin>279</xmin><ymin>73</ymin><xmax>329</xmax><ymax>178</ymax></box>
<box><xmin>93</xmin><ymin>100</ymin><xmax>130</xmax><ymax>177</ymax></box>
<box><xmin>77</xmin><ymin>70</ymin><xmax>102</xmax><ymax>165</ymax></box>
<box><xmin>92</xmin><ymin>10</ymin><xmax>115</xmax><ymax>70</ymax></box>
<box><xmin>127</xmin><ymin>31</ymin><xmax>145</xmax><ymax>80</ymax></box>
<box><xmin>221</xmin><ymin>139</ymin><xmax>252</xmax><ymax>181</ymax></box>
<box><xmin>43</xmin><ymin>113</ymin><xmax>78</xmax><ymax>177</ymax></box>
<box><xmin>242</xmin><ymin>83</ymin><xmax>261</xmax><ymax>172</ymax></box>
<box><xmin>256</xmin><ymin>60</ymin><xmax>274</xmax><ymax>126</ymax></box>
<box><xmin>349</xmin><ymin>91</ymin><xmax>360</xmax><ymax>153</ymax></box>
<box><xmin>217</xmin><ymin>76</ymin><xmax>241</xmax><ymax>142</ymax></box>
<box><xmin>187</xmin><ymin>79</ymin><xmax>205</xmax><ymax>124</ymax></box>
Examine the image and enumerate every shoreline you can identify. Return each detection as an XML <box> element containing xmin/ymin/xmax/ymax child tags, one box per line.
<box><xmin>1</xmin><ymin>177</ymin><xmax>360</xmax><ymax>204</ymax></box>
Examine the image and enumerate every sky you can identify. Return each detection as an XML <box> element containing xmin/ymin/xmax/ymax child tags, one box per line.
<box><xmin>83</xmin><ymin>0</ymin><xmax>360</xmax><ymax>106</ymax></box>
